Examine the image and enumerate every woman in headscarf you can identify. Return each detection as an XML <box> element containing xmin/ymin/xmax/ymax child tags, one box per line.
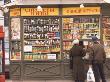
<box><xmin>70</xmin><ymin>39</ymin><xmax>86</xmax><ymax>82</ymax></box>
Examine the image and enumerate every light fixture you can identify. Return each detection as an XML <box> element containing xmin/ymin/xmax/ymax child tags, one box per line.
<box><xmin>80</xmin><ymin>4</ymin><xmax>84</xmax><ymax>8</ymax></box>
<box><xmin>3</xmin><ymin>7</ymin><xmax>9</xmax><ymax>13</ymax></box>
<box><xmin>103</xmin><ymin>0</ymin><xmax>110</xmax><ymax>3</ymax></box>
<box><xmin>37</xmin><ymin>6</ymin><xmax>43</xmax><ymax>11</ymax></box>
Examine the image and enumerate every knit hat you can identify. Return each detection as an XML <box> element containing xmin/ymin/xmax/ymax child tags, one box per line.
<box><xmin>92</xmin><ymin>36</ymin><xmax>98</xmax><ymax>41</ymax></box>
<box><xmin>73</xmin><ymin>39</ymin><xmax>79</xmax><ymax>44</ymax></box>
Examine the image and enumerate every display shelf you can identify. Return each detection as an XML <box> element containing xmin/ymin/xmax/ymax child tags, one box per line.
<box><xmin>23</xmin><ymin>17</ymin><xmax>61</xmax><ymax>61</ymax></box>
<box><xmin>62</xmin><ymin>17</ymin><xmax>100</xmax><ymax>59</ymax></box>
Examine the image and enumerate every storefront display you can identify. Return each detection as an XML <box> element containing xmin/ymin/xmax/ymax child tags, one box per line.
<box><xmin>62</xmin><ymin>16</ymin><xmax>100</xmax><ymax>59</ymax></box>
<box><xmin>23</xmin><ymin>17</ymin><xmax>61</xmax><ymax>60</ymax></box>
<box><xmin>9</xmin><ymin>6</ymin><xmax>106</xmax><ymax>80</ymax></box>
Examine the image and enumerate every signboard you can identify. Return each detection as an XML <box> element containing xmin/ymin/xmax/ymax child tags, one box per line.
<box><xmin>10</xmin><ymin>8</ymin><xmax>20</xmax><ymax>16</ymax></box>
<box><xmin>62</xmin><ymin>7</ymin><xmax>100</xmax><ymax>15</ymax></box>
<box><xmin>21</xmin><ymin>8</ymin><xmax>59</xmax><ymax>16</ymax></box>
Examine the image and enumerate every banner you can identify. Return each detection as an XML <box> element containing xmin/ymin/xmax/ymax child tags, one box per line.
<box><xmin>21</xmin><ymin>8</ymin><xmax>59</xmax><ymax>16</ymax></box>
<box><xmin>63</xmin><ymin>7</ymin><xmax>100</xmax><ymax>15</ymax></box>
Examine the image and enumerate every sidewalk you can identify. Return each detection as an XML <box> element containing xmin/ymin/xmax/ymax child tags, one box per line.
<box><xmin>6</xmin><ymin>80</ymin><xmax>73</xmax><ymax>82</ymax></box>
<box><xmin>6</xmin><ymin>79</ymin><xmax>110</xmax><ymax>82</ymax></box>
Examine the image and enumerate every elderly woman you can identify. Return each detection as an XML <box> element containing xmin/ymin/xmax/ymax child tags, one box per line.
<box><xmin>69</xmin><ymin>39</ymin><xmax>86</xmax><ymax>82</ymax></box>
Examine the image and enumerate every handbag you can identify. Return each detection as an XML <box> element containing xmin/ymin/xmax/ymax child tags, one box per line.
<box><xmin>87</xmin><ymin>65</ymin><xmax>95</xmax><ymax>82</ymax></box>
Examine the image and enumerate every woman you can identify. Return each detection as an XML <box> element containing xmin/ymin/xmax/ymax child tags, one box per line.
<box><xmin>70</xmin><ymin>39</ymin><xmax>86</xmax><ymax>82</ymax></box>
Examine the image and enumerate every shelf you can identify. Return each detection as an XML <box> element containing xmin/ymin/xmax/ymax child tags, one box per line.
<box><xmin>63</xmin><ymin>39</ymin><xmax>73</xmax><ymax>41</ymax></box>
<box><xmin>63</xmin><ymin>28</ymin><xmax>72</xmax><ymax>30</ymax></box>
<box><xmin>73</xmin><ymin>23</ymin><xmax>98</xmax><ymax>24</ymax></box>
<box><xmin>23</xmin><ymin>59</ymin><xmax>62</xmax><ymax>62</ymax></box>
<box><xmin>24</xmin><ymin>38</ymin><xmax>60</xmax><ymax>40</ymax></box>
<box><xmin>24</xmin><ymin>31</ymin><xmax>60</xmax><ymax>33</ymax></box>
<box><xmin>46</xmin><ymin>24</ymin><xmax>59</xmax><ymax>25</ymax></box>
<box><xmin>10</xmin><ymin>40</ymin><xmax>21</xmax><ymax>42</ymax></box>
<box><xmin>24</xmin><ymin>39</ymin><xmax>49</xmax><ymax>40</ymax></box>
<box><xmin>29</xmin><ymin>52</ymin><xmax>51</xmax><ymax>53</ymax></box>
<box><xmin>23</xmin><ymin>23</ymin><xmax>59</xmax><ymax>25</ymax></box>
<box><xmin>32</xmin><ymin>45</ymin><xmax>50</xmax><ymax>47</ymax></box>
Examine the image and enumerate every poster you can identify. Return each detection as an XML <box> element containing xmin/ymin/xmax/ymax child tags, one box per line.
<box><xmin>11</xmin><ymin>18</ymin><xmax>20</xmax><ymax>40</ymax></box>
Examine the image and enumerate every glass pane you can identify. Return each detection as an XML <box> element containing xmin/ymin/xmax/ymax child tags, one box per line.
<box><xmin>23</xmin><ymin>17</ymin><xmax>61</xmax><ymax>61</ymax></box>
<box><xmin>62</xmin><ymin>17</ymin><xmax>100</xmax><ymax>59</ymax></box>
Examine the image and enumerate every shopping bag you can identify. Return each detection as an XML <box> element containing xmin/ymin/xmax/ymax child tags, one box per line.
<box><xmin>87</xmin><ymin>65</ymin><xmax>95</xmax><ymax>82</ymax></box>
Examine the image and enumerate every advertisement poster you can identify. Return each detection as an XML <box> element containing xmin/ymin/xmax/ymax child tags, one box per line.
<box><xmin>11</xmin><ymin>18</ymin><xmax>20</xmax><ymax>40</ymax></box>
<box><xmin>10</xmin><ymin>51</ymin><xmax>21</xmax><ymax>60</ymax></box>
<box><xmin>10</xmin><ymin>41</ymin><xmax>21</xmax><ymax>60</ymax></box>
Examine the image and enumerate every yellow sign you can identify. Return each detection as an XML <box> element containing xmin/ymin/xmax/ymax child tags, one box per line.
<box><xmin>21</xmin><ymin>8</ymin><xmax>59</xmax><ymax>16</ymax></box>
<box><xmin>10</xmin><ymin>8</ymin><xmax>20</xmax><ymax>16</ymax></box>
<box><xmin>63</xmin><ymin>7</ymin><xmax>100</xmax><ymax>15</ymax></box>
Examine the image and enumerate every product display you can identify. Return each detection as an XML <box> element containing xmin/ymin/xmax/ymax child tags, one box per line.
<box><xmin>62</xmin><ymin>17</ymin><xmax>100</xmax><ymax>59</ymax></box>
<box><xmin>23</xmin><ymin>17</ymin><xmax>61</xmax><ymax>61</ymax></box>
<box><xmin>10</xmin><ymin>41</ymin><xmax>21</xmax><ymax>60</ymax></box>
<box><xmin>102</xmin><ymin>16</ymin><xmax>110</xmax><ymax>57</ymax></box>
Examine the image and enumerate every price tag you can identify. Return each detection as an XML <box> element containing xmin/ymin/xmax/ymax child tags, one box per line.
<box><xmin>24</xmin><ymin>45</ymin><xmax>32</xmax><ymax>52</ymax></box>
<box><xmin>47</xmin><ymin>54</ymin><xmax>56</xmax><ymax>60</ymax></box>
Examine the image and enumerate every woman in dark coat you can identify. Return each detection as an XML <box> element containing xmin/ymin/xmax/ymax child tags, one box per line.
<box><xmin>70</xmin><ymin>39</ymin><xmax>86</xmax><ymax>82</ymax></box>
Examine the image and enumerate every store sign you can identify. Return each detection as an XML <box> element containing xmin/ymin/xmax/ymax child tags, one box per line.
<box><xmin>10</xmin><ymin>8</ymin><xmax>20</xmax><ymax>16</ymax></box>
<box><xmin>21</xmin><ymin>8</ymin><xmax>59</xmax><ymax>16</ymax></box>
<box><xmin>62</xmin><ymin>7</ymin><xmax>100</xmax><ymax>15</ymax></box>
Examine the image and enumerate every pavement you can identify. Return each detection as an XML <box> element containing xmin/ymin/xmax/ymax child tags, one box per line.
<box><xmin>6</xmin><ymin>80</ymin><xmax>73</xmax><ymax>82</ymax></box>
<box><xmin>6</xmin><ymin>79</ymin><xmax>110</xmax><ymax>82</ymax></box>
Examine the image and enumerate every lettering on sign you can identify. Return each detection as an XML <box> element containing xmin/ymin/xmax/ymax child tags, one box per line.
<box><xmin>10</xmin><ymin>8</ymin><xmax>20</xmax><ymax>16</ymax></box>
<box><xmin>21</xmin><ymin>8</ymin><xmax>59</xmax><ymax>16</ymax></box>
<box><xmin>63</xmin><ymin>7</ymin><xmax>100</xmax><ymax>15</ymax></box>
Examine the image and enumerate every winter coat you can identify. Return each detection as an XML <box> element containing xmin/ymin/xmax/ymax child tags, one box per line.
<box><xmin>89</xmin><ymin>42</ymin><xmax>106</xmax><ymax>63</ymax></box>
<box><xmin>69</xmin><ymin>44</ymin><xmax>86</xmax><ymax>81</ymax></box>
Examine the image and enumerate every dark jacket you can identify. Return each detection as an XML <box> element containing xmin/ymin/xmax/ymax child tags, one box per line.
<box><xmin>69</xmin><ymin>44</ymin><xmax>86</xmax><ymax>81</ymax></box>
<box><xmin>89</xmin><ymin>42</ymin><xmax>106</xmax><ymax>63</ymax></box>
